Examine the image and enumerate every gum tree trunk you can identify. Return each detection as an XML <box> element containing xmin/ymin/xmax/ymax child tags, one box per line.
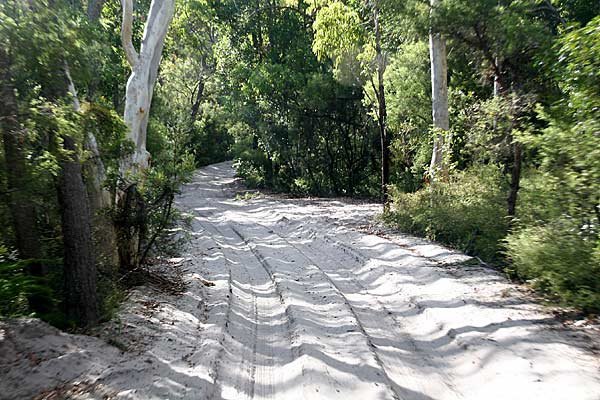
<box><xmin>120</xmin><ymin>0</ymin><xmax>175</xmax><ymax>175</ymax></box>
<box><xmin>428</xmin><ymin>0</ymin><xmax>449</xmax><ymax>182</ymax></box>
<box><xmin>117</xmin><ymin>0</ymin><xmax>175</xmax><ymax>271</ymax></box>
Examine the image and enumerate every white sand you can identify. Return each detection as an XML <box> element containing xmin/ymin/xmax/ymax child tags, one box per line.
<box><xmin>1</xmin><ymin>161</ymin><xmax>599</xmax><ymax>399</ymax></box>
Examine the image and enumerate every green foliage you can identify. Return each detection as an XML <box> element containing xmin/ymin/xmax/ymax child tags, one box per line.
<box><xmin>81</xmin><ymin>103</ymin><xmax>130</xmax><ymax>172</ymax></box>
<box><xmin>503</xmin><ymin>17</ymin><xmax>600</xmax><ymax>312</ymax></box>
<box><xmin>385</xmin><ymin>41</ymin><xmax>431</xmax><ymax>191</ymax></box>
<box><xmin>439</xmin><ymin>0</ymin><xmax>554</xmax><ymax>96</ymax></box>
<box><xmin>312</xmin><ymin>1</ymin><xmax>365</xmax><ymax>66</ymax></box>
<box><xmin>533</xmin><ymin>17</ymin><xmax>600</xmax><ymax>224</ymax></box>
<box><xmin>188</xmin><ymin>105</ymin><xmax>233</xmax><ymax>167</ymax></box>
<box><xmin>139</xmin><ymin>119</ymin><xmax>196</xmax><ymax>263</ymax></box>
<box><xmin>505</xmin><ymin>221</ymin><xmax>600</xmax><ymax>313</ymax></box>
<box><xmin>0</xmin><ymin>260</ymin><xmax>44</xmax><ymax>317</ymax></box>
<box><xmin>138</xmin><ymin>167</ymin><xmax>193</xmax><ymax>261</ymax></box>
<box><xmin>451</xmin><ymin>91</ymin><xmax>536</xmax><ymax>169</ymax></box>
<box><xmin>556</xmin><ymin>0</ymin><xmax>600</xmax><ymax>26</ymax></box>
<box><xmin>208</xmin><ymin>0</ymin><xmax>380</xmax><ymax>197</ymax></box>
<box><xmin>0</xmin><ymin>258</ymin><xmax>68</xmax><ymax>325</ymax></box>
<box><xmin>386</xmin><ymin>166</ymin><xmax>509</xmax><ymax>261</ymax></box>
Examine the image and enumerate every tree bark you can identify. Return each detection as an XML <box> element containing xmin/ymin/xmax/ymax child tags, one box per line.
<box><xmin>491</xmin><ymin>65</ymin><xmax>521</xmax><ymax>220</ymax></box>
<box><xmin>53</xmin><ymin>59</ymin><xmax>99</xmax><ymax>326</ymax></box>
<box><xmin>507</xmin><ymin>94</ymin><xmax>522</xmax><ymax>220</ymax></box>
<box><xmin>120</xmin><ymin>0</ymin><xmax>175</xmax><ymax>175</ymax></box>
<box><xmin>428</xmin><ymin>0</ymin><xmax>449</xmax><ymax>182</ymax></box>
<box><xmin>57</xmin><ymin>135</ymin><xmax>99</xmax><ymax>326</ymax></box>
<box><xmin>507</xmin><ymin>141</ymin><xmax>522</xmax><ymax>219</ymax></box>
<box><xmin>64</xmin><ymin>61</ymin><xmax>119</xmax><ymax>270</ymax></box>
<box><xmin>116</xmin><ymin>0</ymin><xmax>175</xmax><ymax>272</ymax></box>
<box><xmin>115</xmin><ymin>183</ymin><xmax>146</xmax><ymax>272</ymax></box>
<box><xmin>83</xmin><ymin>132</ymin><xmax>119</xmax><ymax>269</ymax></box>
<box><xmin>0</xmin><ymin>47</ymin><xmax>42</xmax><ymax>263</ymax></box>
<box><xmin>190</xmin><ymin>79</ymin><xmax>205</xmax><ymax>122</ymax></box>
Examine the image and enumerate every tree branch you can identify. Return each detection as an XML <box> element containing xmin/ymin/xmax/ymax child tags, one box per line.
<box><xmin>121</xmin><ymin>0</ymin><xmax>138</xmax><ymax>69</ymax></box>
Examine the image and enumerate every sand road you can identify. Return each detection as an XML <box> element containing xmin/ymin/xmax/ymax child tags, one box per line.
<box><xmin>1</xmin><ymin>161</ymin><xmax>599</xmax><ymax>399</ymax></box>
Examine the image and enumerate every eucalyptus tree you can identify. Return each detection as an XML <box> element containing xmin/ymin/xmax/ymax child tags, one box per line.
<box><xmin>117</xmin><ymin>0</ymin><xmax>175</xmax><ymax>270</ymax></box>
<box><xmin>428</xmin><ymin>0</ymin><xmax>449</xmax><ymax>182</ymax></box>
<box><xmin>120</xmin><ymin>0</ymin><xmax>175</xmax><ymax>175</ymax></box>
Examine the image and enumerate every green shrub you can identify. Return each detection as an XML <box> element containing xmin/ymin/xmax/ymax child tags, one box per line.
<box><xmin>501</xmin><ymin>18</ymin><xmax>600</xmax><ymax>313</ymax></box>
<box><xmin>513</xmin><ymin>169</ymin><xmax>563</xmax><ymax>226</ymax></box>
<box><xmin>234</xmin><ymin>159</ymin><xmax>266</xmax><ymax>189</ymax></box>
<box><xmin>386</xmin><ymin>165</ymin><xmax>508</xmax><ymax>261</ymax></box>
<box><xmin>0</xmin><ymin>260</ymin><xmax>60</xmax><ymax>319</ymax></box>
<box><xmin>505</xmin><ymin>221</ymin><xmax>600</xmax><ymax>313</ymax></box>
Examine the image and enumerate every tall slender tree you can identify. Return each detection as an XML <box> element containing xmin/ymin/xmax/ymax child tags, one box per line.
<box><xmin>372</xmin><ymin>0</ymin><xmax>390</xmax><ymax>208</ymax></box>
<box><xmin>428</xmin><ymin>0</ymin><xmax>449</xmax><ymax>182</ymax></box>
<box><xmin>117</xmin><ymin>0</ymin><xmax>175</xmax><ymax>270</ymax></box>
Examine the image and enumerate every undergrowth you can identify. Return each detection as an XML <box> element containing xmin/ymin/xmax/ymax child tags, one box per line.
<box><xmin>385</xmin><ymin>166</ymin><xmax>509</xmax><ymax>262</ymax></box>
<box><xmin>385</xmin><ymin>166</ymin><xmax>600</xmax><ymax>314</ymax></box>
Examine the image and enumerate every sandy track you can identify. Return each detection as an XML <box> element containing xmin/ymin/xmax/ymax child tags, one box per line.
<box><xmin>175</xmin><ymin>161</ymin><xmax>600</xmax><ymax>399</ymax></box>
<box><xmin>1</xmin><ymin>161</ymin><xmax>599</xmax><ymax>399</ymax></box>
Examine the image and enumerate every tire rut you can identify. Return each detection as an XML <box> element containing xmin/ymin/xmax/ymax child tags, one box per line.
<box><xmin>272</xmin><ymin>225</ymin><xmax>462</xmax><ymax>399</ymax></box>
<box><xmin>196</xmin><ymin>216</ymin><xmax>295</xmax><ymax>400</ymax></box>
<box><xmin>178</xmin><ymin>162</ymin><xmax>600</xmax><ymax>400</ymax></box>
<box><xmin>231</xmin><ymin>223</ymin><xmax>401</xmax><ymax>400</ymax></box>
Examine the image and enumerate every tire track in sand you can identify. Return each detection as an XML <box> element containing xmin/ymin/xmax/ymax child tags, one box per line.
<box><xmin>270</xmin><ymin>224</ymin><xmax>462</xmax><ymax>399</ymax></box>
<box><xmin>196</xmin><ymin>216</ymin><xmax>295</xmax><ymax>400</ymax></box>
<box><xmin>231</xmin><ymin>224</ymin><xmax>402</xmax><ymax>400</ymax></box>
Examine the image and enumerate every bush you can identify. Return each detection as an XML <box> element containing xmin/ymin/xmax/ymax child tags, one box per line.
<box><xmin>501</xmin><ymin>18</ymin><xmax>600</xmax><ymax>313</ymax></box>
<box><xmin>386</xmin><ymin>166</ymin><xmax>508</xmax><ymax>261</ymax></box>
<box><xmin>505</xmin><ymin>221</ymin><xmax>600</xmax><ymax>313</ymax></box>
<box><xmin>234</xmin><ymin>158</ymin><xmax>266</xmax><ymax>189</ymax></box>
<box><xmin>0</xmin><ymin>258</ymin><xmax>69</xmax><ymax>326</ymax></box>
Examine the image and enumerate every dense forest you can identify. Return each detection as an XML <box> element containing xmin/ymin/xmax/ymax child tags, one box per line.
<box><xmin>0</xmin><ymin>0</ymin><xmax>599</xmax><ymax>330</ymax></box>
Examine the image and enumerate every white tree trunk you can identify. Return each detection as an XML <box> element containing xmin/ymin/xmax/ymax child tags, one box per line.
<box><xmin>428</xmin><ymin>0</ymin><xmax>449</xmax><ymax>181</ymax></box>
<box><xmin>120</xmin><ymin>0</ymin><xmax>175</xmax><ymax>176</ymax></box>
